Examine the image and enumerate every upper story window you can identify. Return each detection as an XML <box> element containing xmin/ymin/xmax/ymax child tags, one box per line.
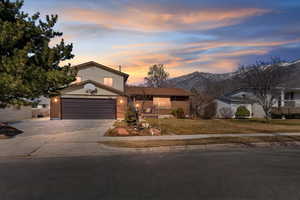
<box><xmin>104</xmin><ymin>77</ymin><xmax>113</xmax><ymax>87</ymax></box>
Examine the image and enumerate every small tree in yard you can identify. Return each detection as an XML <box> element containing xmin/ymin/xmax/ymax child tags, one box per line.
<box><xmin>219</xmin><ymin>107</ymin><xmax>234</xmax><ymax>119</ymax></box>
<box><xmin>191</xmin><ymin>87</ymin><xmax>215</xmax><ymax>118</ymax></box>
<box><xmin>235</xmin><ymin>106</ymin><xmax>250</xmax><ymax>119</ymax></box>
<box><xmin>144</xmin><ymin>64</ymin><xmax>169</xmax><ymax>88</ymax></box>
<box><xmin>171</xmin><ymin>108</ymin><xmax>185</xmax><ymax>119</ymax></box>
<box><xmin>238</xmin><ymin>58</ymin><xmax>290</xmax><ymax>120</ymax></box>
<box><xmin>203</xmin><ymin>102</ymin><xmax>217</xmax><ymax>119</ymax></box>
<box><xmin>0</xmin><ymin>0</ymin><xmax>76</xmax><ymax>109</ymax></box>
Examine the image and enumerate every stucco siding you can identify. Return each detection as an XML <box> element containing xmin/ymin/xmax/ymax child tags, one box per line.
<box><xmin>62</xmin><ymin>85</ymin><xmax>118</xmax><ymax>96</ymax></box>
<box><xmin>0</xmin><ymin>106</ymin><xmax>32</xmax><ymax>122</ymax></box>
<box><xmin>215</xmin><ymin>100</ymin><xmax>232</xmax><ymax>118</ymax></box>
<box><xmin>252</xmin><ymin>103</ymin><xmax>266</xmax><ymax>118</ymax></box>
<box><xmin>216</xmin><ymin>100</ymin><xmax>253</xmax><ymax>118</ymax></box>
<box><xmin>77</xmin><ymin>66</ymin><xmax>124</xmax><ymax>91</ymax></box>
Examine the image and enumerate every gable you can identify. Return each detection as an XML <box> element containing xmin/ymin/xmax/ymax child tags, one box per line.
<box><xmin>74</xmin><ymin>61</ymin><xmax>129</xmax><ymax>80</ymax></box>
<box><xmin>76</xmin><ymin>65</ymin><xmax>125</xmax><ymax>92</ymax></box>
<box><xmin>61</xmin><ymin>80</ymin><xmax>125</xmax><ymax>96</ymax></box>
<box><xmin>62</xmin><ymin>84</ymin><xmax>118</xmax><ymax>96</ymax></box>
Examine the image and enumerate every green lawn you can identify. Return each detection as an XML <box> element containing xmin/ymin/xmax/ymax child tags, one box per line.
<box><xmin>146</xmin><ymin>118</ymin><xmax>300</xmax><ymax>135</ymax></box>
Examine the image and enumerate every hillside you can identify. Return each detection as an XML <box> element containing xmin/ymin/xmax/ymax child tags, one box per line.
<box><xmin>168</xmin><ymin>60</ymin><xmax>300</xmax><ymax>96</ymax></box>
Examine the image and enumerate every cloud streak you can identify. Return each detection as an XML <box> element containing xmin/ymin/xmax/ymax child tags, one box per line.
<box><xmin>63</xmin><ymin>7</ymin><xmax>270</xmax><ymax>32</ymax></box>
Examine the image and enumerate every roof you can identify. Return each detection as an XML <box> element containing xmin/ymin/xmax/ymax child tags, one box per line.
<box><xmin>126</xmin><ymin>86</ymin><xmax>193</xmax><ymax>96</ymax></box>
<box><xmin>223</xmin><ymin>88</ymin><xmax>255</xmax><ymax>97</ymax></box>
<box><xmin>217</xmin><ymin>96</ymin><xmax>256</xmax><ymax>104</ymax></box>
<box><xmin>62</xmin><ymin>80</ymin><xmax>126</xmax><ymax>96</ymax></box>
<box><xmin>73</xmin><ymin>61</ymin><xmax>129</xmax><ymax>81</ymax></box>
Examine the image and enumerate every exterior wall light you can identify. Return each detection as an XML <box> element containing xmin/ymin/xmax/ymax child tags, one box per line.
<box><xmin>119</xmin><ymin>99</ymin><xmax>123</xmax><ymax>104</ymax></box>
<box><xmin>53</xmin><ymin>98</ymin><xmax>58</xmax><ymax>103</ymax></box>
<box><xmin>136</xmin><ymin>104</ymin><xmax>139</xmax><ymax>108</ymax></box>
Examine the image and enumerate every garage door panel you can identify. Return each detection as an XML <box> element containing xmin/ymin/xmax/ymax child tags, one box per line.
<box><xmin>61</xmin><ymin>98</ymin><xmax>116</xmax><ymax>119</ymax></box>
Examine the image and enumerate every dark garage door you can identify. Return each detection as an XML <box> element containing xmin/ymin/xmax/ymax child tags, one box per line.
<box><xmin>61</xmin><ymin>98</ymin><xmax>116</xmax><ymax>119</ymax></box>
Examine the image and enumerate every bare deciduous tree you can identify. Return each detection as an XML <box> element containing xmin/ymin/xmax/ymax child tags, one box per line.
<box><xmin>219</xmin><ymin>107</ymin><xmax>234</xmax><ymax>119</ymax></box>
<box><xmin>238</xmin><ymin>58</ymin><xmax>290</xmax><ymax>120</ymax></box>
<box><xmin>191</xmin><ymin>88</ymin><xmax>215</xmax><ymax>118</ymax></box>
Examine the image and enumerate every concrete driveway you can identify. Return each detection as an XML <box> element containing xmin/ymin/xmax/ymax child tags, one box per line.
<box><xmin>0</xmin><ymin>119</ymin><xmax>115</xmax><ymax>158</ymax></box>
<box><xmin>10</xmin><ymin>118</ymin><xmax>114</xmax><ymax>137</ymax></box>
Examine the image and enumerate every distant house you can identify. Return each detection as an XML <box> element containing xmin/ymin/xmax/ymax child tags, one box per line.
<box><xmin>0</xmin><ymin>97</ymin><xmax>50</xmax><ymax>122</ymax></box>
<box><xmin>0</xmin><ymin>106</ymin><xmax>32</xmax><ymax>122</ymax></box>
<box><xmin>216</xmin><ymin>87</ymin><xmax>300</xmax><ymax>119</ymax></box>
<box><xmin>50</xmin><ymin>61</ymin><xmax>192</xmax><ymax>120</ymax></box>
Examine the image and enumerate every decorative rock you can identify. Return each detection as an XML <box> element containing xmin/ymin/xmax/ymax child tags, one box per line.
<box><xmin>141</xmin><ymin>122</ymin><xmax>150</xmax><ymax>129</ymax></box>
<box><xmin>115</xmin><ymin>127</ymin><xmax>129</xmax><ymax>136</ymax></box>
<box><xmin>149</xmin><ymin>128</ymin><xmax>161</xmax><ymax>136</ymax></box>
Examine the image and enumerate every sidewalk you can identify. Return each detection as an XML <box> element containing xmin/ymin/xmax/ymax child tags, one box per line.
<box><xmin>100</xmin><ymin>132</ymin><xmax>300</xmax><ymax>141</ymax></box>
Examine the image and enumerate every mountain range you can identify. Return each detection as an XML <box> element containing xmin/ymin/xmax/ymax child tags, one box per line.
<box><xmin>168</xmin><ymin>60</ymin><xmax>300</xmax><ymax>96</ymax></box>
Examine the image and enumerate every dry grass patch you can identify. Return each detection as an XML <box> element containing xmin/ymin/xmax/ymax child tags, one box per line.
<box><xmin>99</xmin><ymin>136</ymin><xmax>300</xmax><ymax>148</ymax></box>
<box><xmin>146</xmin><ymin>119</ymin><xmax>300</xmax><ymax>135</ymax></box>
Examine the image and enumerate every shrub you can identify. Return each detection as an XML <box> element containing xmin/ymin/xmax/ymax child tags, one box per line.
<box><xmin>219</xmin><ymin>107</ymin><xmax>234</xmax><ymax>119</ymax></box>
<box><xmin>235</xmin><ymin>106</ymin><xmax>250</xmax><ymax>119</ymax></box>
<box><xmin>171</xmin><ymin>108</ymin><xmax>185</xmax><ymax>119</ymax></box>
<box><xmin>125</xmin><ymin>108</ymin><xmax>138</xmax><ymax>125</ymax></box>
<box><xmin>203</xmin><ymin>102</ymin><xmax>217</xmax><ymax>119</ymax></box>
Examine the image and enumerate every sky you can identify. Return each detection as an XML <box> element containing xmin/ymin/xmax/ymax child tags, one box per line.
<box><xmin>23</xmin><ymin>0</ymin><xmax>300</xmax><ymax>83</ymax></box>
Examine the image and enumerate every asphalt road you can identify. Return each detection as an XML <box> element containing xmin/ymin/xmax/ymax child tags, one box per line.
<box><xmin>1</xmin><ymin>148</ymin><xmax>300</xmax><ymax>200</ymax></box>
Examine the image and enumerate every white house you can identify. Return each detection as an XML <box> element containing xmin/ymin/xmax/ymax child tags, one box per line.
<box><xmin>216</xmin><ymin>87</ymin><xmax>300</xmax><ymax>119</ymax></box>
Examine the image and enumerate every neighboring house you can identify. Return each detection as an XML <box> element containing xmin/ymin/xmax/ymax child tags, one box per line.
<box><xmin>32</xmin><ymin>96</ymin><xmax>50</xmax><ymax>118</ymax></box>
<box><xmin>0</xmin><ymin>97</ymin><xmax>50</xmax><ymax>122</ymax></box>
<box><xmin>272</xmin><ymin>87</ymin><xmax>300</xmax><ymax>118</ymax></box>
<box><xmin>126</xmin><ymin>87</ymin><xmax>192</xmax><ymax>118</ymax></box>
<box><xmin>216</xmin><ymin>87</ymin><xmax>300</xmax><ymax>118</ymax></box>
<box><xmin>0</xmin><ymin>106</ymin><xmax>32</xmax><ymax>122</ymax></box>
<box><xmin>50</xmin><ymin>61</ymin><xmax>192</xmax><ymax>120</ymax></box>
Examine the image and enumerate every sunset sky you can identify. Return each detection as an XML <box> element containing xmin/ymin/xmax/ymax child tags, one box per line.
<box><xmin>23</xmin><ymin>0</ymin><xmax>300</xmax><ymax>83</ymax></box>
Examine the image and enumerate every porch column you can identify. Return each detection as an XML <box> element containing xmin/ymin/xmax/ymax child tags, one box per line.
<box><xmin>281</xmin><ymin>89</ymin><xmax>285</xmax><ymax>107</ymax></box>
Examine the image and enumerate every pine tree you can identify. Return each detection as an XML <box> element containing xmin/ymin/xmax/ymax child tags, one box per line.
<box><xmin>0</xmin><ymin>0</ymin><xmax>76</xmax><ymax>108</ymax></box>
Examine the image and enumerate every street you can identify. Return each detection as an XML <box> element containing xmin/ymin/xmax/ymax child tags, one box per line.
<box><xmin>1</xmin><ymin>147</ymin><xmax>300</xmax><ymax>200</ymax></box>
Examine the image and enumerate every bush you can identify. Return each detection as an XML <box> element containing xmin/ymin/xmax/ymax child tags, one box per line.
<box><xmin>171</xmin><ymin>108</ymin><xmax>185</xmax><ymax>119</ymax></box>
<box><xmin>235</xmin><ymin>106</ymin><xmax>250</xmax><ymax>119</ymax></box>
<box><xmin>203</xmin><ymin>102</ymin><xmax>217</xmax><ymax>119</ymax></box>
<box><xmin>125</xmin><ymin>108</ymin><xmax>138</xmax><ymax>125</ymax></box>
<box><xmin>219</xmin><ymin>107</ymin><xmax>234</xmax><ymax>119</ymax></box>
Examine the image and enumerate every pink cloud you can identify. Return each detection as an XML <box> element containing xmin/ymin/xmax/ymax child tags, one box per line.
<box><xmin>62</xmin><ymin>7</ymin><xmax>270</xmax><ymax>32</ymax></box>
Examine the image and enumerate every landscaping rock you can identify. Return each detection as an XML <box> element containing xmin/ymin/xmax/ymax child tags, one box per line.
<box><xmin>115</xmin><ymin>127</ymin><xmax>129</xmax><ymax>136</ymax></box>
<box><xmin>141</xmin><ymin>122</ymin><xmax>150</xmax><ymax>129</ymax></box>
<box><xmin>149</xmin><ymin>128</ymin><xmax>161</xmax><ymax>136</ymax></box>
<box><xmin>0</xmin><ymin>123</ymin><xmax>23</xmax><ymax>137</ymax></box>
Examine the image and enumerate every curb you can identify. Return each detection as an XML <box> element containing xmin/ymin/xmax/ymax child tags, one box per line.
<box><xmin>98</xmin><ymin>141</ymin><xmax>300</xmax><ymax>153</ymax></box>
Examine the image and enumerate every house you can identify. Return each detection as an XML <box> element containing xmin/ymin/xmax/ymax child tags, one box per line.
<box><xmin>0</xmin><ymin>106</ymin><xmax>32</xmax><ymax>122</ymax></box>
<box><xmin>50</xmin><ymin>61</ymin><xmax>129</xmax><ymax>120</ymax></box>
<box><xmin>271</xmin><ymin>87</ymin><xmax>300</xmax><ymax>118</ymax></box>
<box><xmin>50</xmin><ymin>61</ymin><xmax>192</xmax><ymax>120</ymax></box>
<box><xmin>216</xmin><ymin>87</ymin><xmax>300</xmax><ymax>118</ymax></box>
<box><xmin>126</xmin><ymin>87</ymin><xmax>192</xmax><ymax>118</ymax></box>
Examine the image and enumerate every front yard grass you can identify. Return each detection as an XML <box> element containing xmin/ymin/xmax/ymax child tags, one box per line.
<box><xmin>99</xmin><ymin>135</ymin><xmax>300</xmax><ymax>148</ymax></box>
<box><xmin>146</xmin><ymin>118</ymin><xmax>300</xmax><ymax>135</ymax></box>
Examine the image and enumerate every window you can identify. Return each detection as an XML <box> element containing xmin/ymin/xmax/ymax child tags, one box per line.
<box><xmin>153</xmin><ymin>97</ymin><xmax>171</xmax><ymax>109</ymax></box>
<box><xmin>170</xmin><ymin>96</ymin><xmax>189</xmax><ymax>101</ymax></box>
<box><xmin>104</xmin><ymin>77</ymin><xmax>113</xmax><ymax>87</ymax></box>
